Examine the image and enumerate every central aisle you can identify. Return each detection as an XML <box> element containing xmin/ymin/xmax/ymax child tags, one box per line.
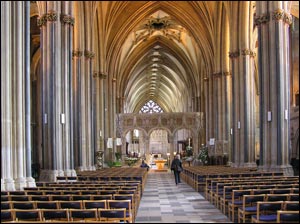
<box><xmin>135</xmin><ymin>171</ymin><xmax>231</xmax><ymax>223</ymax></box>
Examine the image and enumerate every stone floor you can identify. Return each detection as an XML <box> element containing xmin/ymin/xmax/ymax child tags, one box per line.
<box><xmin>135</xmin><ymin>170</ymin><xmax>232</xmax><ymax>223</ymax></box>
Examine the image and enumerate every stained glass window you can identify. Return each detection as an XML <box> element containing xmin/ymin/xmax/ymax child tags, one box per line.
<box><xmin>140</xmin><ymin>100</ymin><xmax>163</xmax><ymax>113</ymax></box>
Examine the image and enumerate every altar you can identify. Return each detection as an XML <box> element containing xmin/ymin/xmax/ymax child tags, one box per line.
<box><xmin>154</xmin><ymin>159</ymin><xmax>167</xmax><ymax>170</ymax></box>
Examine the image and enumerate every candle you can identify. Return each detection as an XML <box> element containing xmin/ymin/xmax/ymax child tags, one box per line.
<box><xmin>99</xmin><ymin>130</ymin><xmax>102</xmax><ymax>137</ymax></box>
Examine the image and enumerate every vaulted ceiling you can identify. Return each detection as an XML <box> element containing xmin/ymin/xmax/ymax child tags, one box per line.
<box><xmin>118</xmin><ymin>9</ymin><xmax>201</xmax><ymax>113</ymax></box>
<box><xmin>31</xmin><ymin>1</ymin><xmax>299</xmax><ymax>114</ymax></box>
<box><xmin>100</xmin><ymin>1</ymin><xmax>216</xmax><ymax>113</ymax></box>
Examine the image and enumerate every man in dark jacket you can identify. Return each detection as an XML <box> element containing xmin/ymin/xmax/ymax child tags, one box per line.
<box><xmin>171</xmin><ymin>154</ymin><xmax>183</xmax><ymax>185</ymax></box>
<box><xmin>140</xmin><ymin>160</ymin><xmax>150</xmax><ymax>171</ymax></box>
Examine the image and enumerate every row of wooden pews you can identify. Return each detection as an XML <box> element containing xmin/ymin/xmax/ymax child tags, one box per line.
<box><xmin>181</xmin><ymin>165</ymin><xmax>284</xmax><ymax>192</ymax></box>
<box><xmin>186</xmin><ymin>165</ymin><xmax>299</xmax><ymax>223</ymax></box>
<box><xmin>1</xmin><ymin>167</ymin><xmax>148</xmax><ymax>223</ymax></box>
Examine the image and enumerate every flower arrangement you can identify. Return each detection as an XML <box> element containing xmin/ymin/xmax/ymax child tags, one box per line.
<box><xmin>198</xmin><ymin>147</ymin><xmax>208</xmax><ymax>164</ymax></box>
<box><xmin>115</xmin><ymin>152</ymin><xmax>122</xmax><ymax>161</ymax></box>
<box><xmin>186</xmin><ymin>146</ymin><xmax>193</xmax><ymax>156</ymax></box>
<box><xmin>124</xmin><ymin>157</ymin><xmax>140</xmax><ymax>166</ymax></box>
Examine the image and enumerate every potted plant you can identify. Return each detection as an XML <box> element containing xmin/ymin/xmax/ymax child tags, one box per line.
<box><xmin>115</xmin><ymin>152</ymin><xmax>122</xmax><ymax>161</ymax></box>
<box><xmin>198</xmin><ymin>146</ymin><xmax>208</xmax><ymax>164</ymax></box>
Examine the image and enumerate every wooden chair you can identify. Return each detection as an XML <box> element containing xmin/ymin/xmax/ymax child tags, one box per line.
<box><xmin>99</xmin><ymin>189</ymin><xmax>119</xmax><ymax>195</ymax></box>
<box><xmin>283</xmin><ymin>201</ymin><xmax>299</xmax><ymax>211</ymax></box>
<box><xmin>219</xmin><ymin>185</ymin><xmax>240</xmax><ymax>214</ymax></box>
<box><xmin>1</xmin><ymin>195</ymin><xmax>10</xmax><ymax>202</ymax></box>
<box><xmin>214</xmin><ymin>182</ymin><xmax>233</xmax><ymax>208</ymax></box>
<box><xmin>36</xmin><ymin>201</ymin><xmax>59</xmax><ymax>209</ymax></box>
<box><xmin>8</xmin><ymin>191</ymin><xmax>26</xmax><ymax>195</ymax></box>
<box><xmin>1</xmin><ymin>209</ymin><xmax>14</xmax><ymax>222</ymax></box>
<box><xmin>11</xmin><ymin>201</ymin><xmax>35</xmax><ymax>210</ymax></box>
<box><xmin>31</xmin><ymin>195</ymin><xmax>50</xmax><ymax>201</ymax></box>
<box><xmin>251</xmin><ymin>201</ymin><xmax>283</xmax><ymax>223</ymax></box>
<box><xmin>266</xmin><ymin>194</ymin><xmax>290</xmax><ymax>202</ymax></box>
<box><xmin>62</xmin><ymin>190</ymin><xmax>81</xmax><ymax>195</ymax></box>
<box><xmin>26</xmin><ymin>190</ymin><xmax>43</xmax><ymax>195</ymax></box>
<box><xmin>118</xmin><ymin>190</ymin><xmax>139</xmax><ymax>205</ymax></box>
<box><xmin>114</xmin><ymin>194</ymin><xmax>136</xmax><ymax>219</ymax></box>
<box><xmin>83</xmin><ymin>200</ymin><xmax>107</xmax><ymax>209</ymax></box>
<box><xmin>277</xmin><ymin>210</ymin><xmax>299</xmax><ymax>223</ymax></box>
<box><xmin>289</xmin><ymin>194</ymin><xmax>299</xmax><ymax>201</ymax></box>
<box><xmin>14</xmin><ymin>209</ymin><xmax>42</xmax><ymax>222</ymax></box>
<box><xmin>1</xmin><ymin>201</ymin><xmax>11</xmax><ymax>210</ymax></box>
<box><xmin>92</xmin><ymin>194</ymin><xmax>113</xmax><ymax>200</ymax></box>
<box><xmin>238</xmin><ymin>194</ymin><xmax>265</xmax><ymax>223</ymax></box>
<box><xmin>59</xmin><ymin>201</ymin><xmax>83</xmax><ymax>209</ymax></box>
<box><xmin>72</xmin><ymin>195</ymin><xmax>92</xmax><ymax>201</ymax></box>
<box><xmin>81</xmin><ymin>190</ymin><xmax>98</xmax><ymax>195</ymax></box>
<box><xmin>69</xmin><ymin>208</ymin><xmax>98</xmax><ymax>221</ymax></box>
<box><xmin>10</xmin><ymin>195</ymin><xmax>30</xmax><ymax>201</ymax></box>
<box><xmin>98</xmin><ymin>208</ymin><xmax>126</xmax><ymax>222</ymax></box>
<box><xmin>41</xmin><ymin>209</ymin><xmax>69</xmax><ymax>222</ymax></box>
<box><xmin>272</xmin><ymin>188</ymin><xmax>293</xmax><ymax>194</ymax></box>
<box><xmin>228</xmin><ymin>189</ymin><xmax>252</xmax><ymax>222</ymax></box>
<box><xmin>51</xmin><ymin>195</ymin><xmax>71</xmax><ymax>201</ymax></box>
<box><xmin>107</xmin><ymin>199</ymin><xmax>133</xmax><ymax>223</ymax></box>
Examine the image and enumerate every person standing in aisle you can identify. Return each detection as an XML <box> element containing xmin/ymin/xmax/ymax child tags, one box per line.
<box><xmin>171</xmin><ymin>154</ymin><xmax>183</xmax><ymax>185</ymax></box>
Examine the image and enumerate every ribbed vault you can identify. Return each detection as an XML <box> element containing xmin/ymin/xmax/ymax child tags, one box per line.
<box><xmin>99</xmin><ymin>2</ymin><xmax>216</xmax><ymax>113</ymax></box>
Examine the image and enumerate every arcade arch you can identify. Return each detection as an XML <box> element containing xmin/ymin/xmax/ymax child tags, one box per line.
<box><xmin>118</xmin><ymin>112</ymin><xmax>204</xmax><ymax>161</ymax></box>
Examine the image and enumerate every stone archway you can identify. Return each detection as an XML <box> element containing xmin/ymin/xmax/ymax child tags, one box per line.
<box><xmin>117</xmin><ymin>112</ymin><xmax>204</xmax><ymax>160</ymax></box>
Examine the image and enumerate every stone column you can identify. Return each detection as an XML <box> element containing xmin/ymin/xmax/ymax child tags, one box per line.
<box><xmin>209</xmin><ymin>72</ymin><xmax>231</xmax><ymax>160</ymax></box>
<box><xmin>255</xmin><ymin>1</ymin><xmax>293</xmax><ymax>175</ymax></box>
<box><xmin>72</xmin><ymin>49</ymin><xmax>83</xmax><ymax>170</ymax></box>
<box><xmin>229</xmin><ymin>51</ymin><xmax>240</xmax><ymax>167</ymax></box>
<box><xmin>204</xmin><ymin>77</ymin><xmax>209</xmax><ymax>145</ymax></box>
<box><xmin>99</xmin><ymin>73</ymin><xmax>107</xmax><ymax>153</ymax></box>
<box><xmin>61</xmin><ymin>1</ymin><xmax>76</xmax><ymax>177</ymax></box>
<box><xmin>93</xmin><ymin>71</ymin><xmax>100</xmax><ymax>153</ymax></box>
<box><xmin>1</xmin><ymin>1</ymin><xmax>15</xmax><ymax>191</ymax></box>
<box><xmin>219</xmin><ymin>72</ymin><xmax>232</xmax><ymax>163</ymax></box>
<box><xmin>11</xmin><ymin>2</ymin><xmax>26</xmax><ymax>189</ymax></box>
<box><xmin>229</xmin><ymin>1</ymin><xmax>256</xmax><ymax>168</ymax></box>
<box><xmin>25</xmin><ymin>1</ymin><xmax>36</xmax><ymax>187</ymax></box>
<box><xmin>38</xmin><ymin>1</ymin><xmax>77</xmax><ymax>181</ymax></box>
<box><xmin>206</xmin><ymin>76</ymin><xmax>214</xmax><ymax>143</ymax></box>
<box><xmin>93</xmin><ymin>72</ymin><xmax>107</xmax><ymax>165</ymax></box>
<box><xmin>112</xmin><ymin>78</ymin><xmax>117</xmax><ymax>160</ymax></box>
<box><xmin>84</xmin><ymin>50</ymin><xmax>95</xmax><ymax>170</ymax></box>
<box><xmin>230</xmin><ymin>49</ymin><xmax>256</xmax><ymax>169</ymax></box>
<box><xmin>103</xmin><ymin>76</ymin><xmax>109</xmax><ymax>162</ymax></box>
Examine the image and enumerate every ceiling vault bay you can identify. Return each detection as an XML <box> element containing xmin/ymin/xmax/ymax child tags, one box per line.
<box><xmin>96</xmin><ymin>1</ymin><xmax>216</xmax><ymax>113</ymax></box>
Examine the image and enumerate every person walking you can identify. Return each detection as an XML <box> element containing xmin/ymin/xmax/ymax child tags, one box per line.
<box><xmin>171</xmin><ymin>154</ymin><xmax>183</xmax><ymax>185</ymax></box>
<box><xmin>140</xmin><ymin>159</ymin><xmax>150</xmax><ymax>171</ymax></box>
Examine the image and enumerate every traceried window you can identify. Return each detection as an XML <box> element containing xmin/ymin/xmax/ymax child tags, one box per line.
<box><xmin>140</xmin><ymin>100</ymin><xmax>163</xmax><ymax>113</ymax></box>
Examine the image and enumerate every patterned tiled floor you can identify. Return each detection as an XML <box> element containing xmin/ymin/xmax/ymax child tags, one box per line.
<box><xmin>135</xmin><ymin>171</ymin><xmax>231</xmax><ymax>223</ymax></box>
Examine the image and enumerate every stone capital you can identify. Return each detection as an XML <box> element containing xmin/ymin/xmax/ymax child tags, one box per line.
<box><xmin>72</xmin><ymin>50</ymin><xmax>83</xmax><ymax>58</ymax></box>
<box><xmin>99</xmin><ymin>72</ymin><xmax>107</xmax><ymax>79</ymax></box>
<box><xmin>37</xmin><ymin>11</ymin><xmax>58</xmax><ymax>27</ymax></box>
<box><xmin>229</xmin><ymin>51</ymin><xmax>240</xmax><ymax>59</ymax></box>
<box><xmin>84</xmin><ymin>50</ymin><xmax>95</xmax><ymax>59</ymax></box>
<box><xmin>212</xmin><ymin>71</ymin><xmax>231</xmax><ymax>78</ymax></box>
<box><xmin>283</xmin><ymin>12</ymin><xmax>293</xmax><ymax>25</ymax></box>
<box><xmin>272</xmin><ymin>9</ymin><xmax>285</xmax><ymax>21</ymax></box>
<box><xmin>61</xmin><ymin>14</ymin><xmax>75</xmax><ymax>26</ymax></box>
<box><xmin>93</xmin><ymin>72</ymin><xmax>100</xmax><ymax>78</ymax></box>
<box><xmin>212</xmin><ymin>72</ymin><xmax>222</xmax><ymax>78</ymax></box>
<box><xmin>254</xmin><ymin>13</ymin><xmax>270</xmax><ymax>26</ymax></box>
<box><xmin>241</xmin><ymin>49</ymin><xmax>256</xmax><ymax>57</ymax></box>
